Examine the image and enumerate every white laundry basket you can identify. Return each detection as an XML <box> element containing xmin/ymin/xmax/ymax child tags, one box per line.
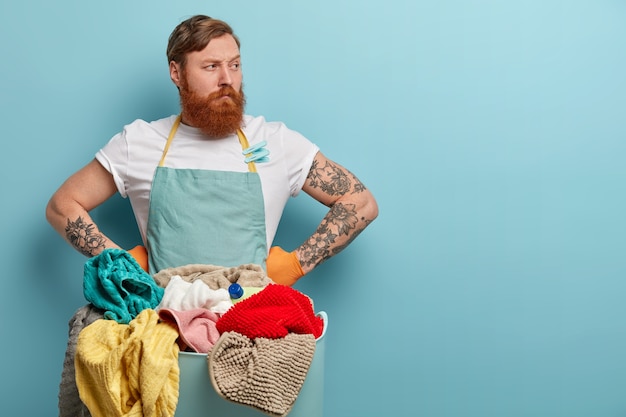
<box><xmin>174</xmin><ymin>311</ymin><xmax>328</xmax><ymax>417</ymax></box>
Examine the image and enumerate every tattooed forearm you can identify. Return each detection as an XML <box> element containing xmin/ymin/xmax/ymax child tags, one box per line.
<box><xmin>330</xmin><ymin>217</ymin><xmax>373</xmax><ymax>256</ymax></box>
<box><xmin>299</xmin><ymin>202</ymin><xmax>363</xmax><ymax>268</ymax></box>
<box><xmin>307</xmin><ymin>159</ymin><xmax>366</xmax><ymax>195</ymax></box>
<box><xmin>65</xmin><ymin>216</ymin><xmax>106</xmax><ymax>257</ymax></box>
<box><xmin>298</xmin><ymin>153</ymin><xmax>378</xmax><ymax>272</ymax></box>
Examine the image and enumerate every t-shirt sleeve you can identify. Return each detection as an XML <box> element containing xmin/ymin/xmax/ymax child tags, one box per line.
<box><xmin>279</xmin><ymin>125</ymin><xmax>319</xmax><ymax>196</ymax></box>
<box><xmin>95</xmin><ymin>130</ymin><xmax>129</xmax><ymax>198</ymax></box>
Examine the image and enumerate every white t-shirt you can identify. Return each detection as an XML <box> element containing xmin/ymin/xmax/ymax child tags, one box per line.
<box><xmin>95</xmin><ymin>114</ymin><xmax>319</xmax><ymax>250</ymax></box>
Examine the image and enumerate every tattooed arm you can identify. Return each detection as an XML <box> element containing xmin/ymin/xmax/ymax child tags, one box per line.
<box><xmin>46</xmin><ymin>159</ymin><xmax>122</xmax><ymax>257</ymax></box>
<box><xmin>296</xmin><ymin>152</ymin><xmax>378</xmax><ymax>273</ymax></box>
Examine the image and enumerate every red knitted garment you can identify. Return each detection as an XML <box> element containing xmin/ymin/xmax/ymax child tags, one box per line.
<box><xmin>216</xmin><ymin>284</ymin><xmax>324</xmax><ymax>339</ymax></box>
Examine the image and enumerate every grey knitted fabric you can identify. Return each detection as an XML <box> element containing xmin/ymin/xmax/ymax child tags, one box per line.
<box><xmin>152</xmin><ymin>263</ymin><xmax>272</xmax><ymax>290</ymax></box>
<box><xmin>58</xmin><ymin>304</ymin><xmax>104</xmax><ymax>417</ymax></box>
<box><xmin>208</xmin><ymin>331</ymin><xmax>316</xmax><ymax>417</ymax></box>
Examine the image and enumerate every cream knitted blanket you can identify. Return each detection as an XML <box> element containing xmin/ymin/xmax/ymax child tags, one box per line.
<box><xmin>152</xmin><ymin>263</ymin><xmax>271</xmax><ymax>290</ymax></box>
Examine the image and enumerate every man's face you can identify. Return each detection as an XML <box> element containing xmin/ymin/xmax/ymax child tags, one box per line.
<box><xmin>174</xmin><ymin>34</ymin><xmax>242</xmax><ymax>96</ymax></box>
<box><xmin>170</xmin><ymin>34</ymin><xmax>245</xmax><ymax>138</ymax></box>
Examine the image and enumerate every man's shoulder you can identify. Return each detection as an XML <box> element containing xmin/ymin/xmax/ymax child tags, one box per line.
<box><xmin>129</xmin><ymin>115</ymin><xmax>177</xmax><ymax>129</ymax></box>
<box><xmin>243</xmin><ymin>114</ymin><xmax>290</xmax><ymax>136</ymax></box>
<box><xmin>122</xmin><ymin>115</ymin><xmax>178</xmax><ymax>136</ymax></box>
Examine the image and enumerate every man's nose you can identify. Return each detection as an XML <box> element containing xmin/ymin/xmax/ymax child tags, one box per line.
<box><xmin>218</xmin><ymin>65</ymin><xmax>232</xmax><ymax>86</ymax></box>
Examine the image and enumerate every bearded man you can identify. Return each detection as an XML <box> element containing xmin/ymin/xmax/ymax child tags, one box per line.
<box><xmin>47</xmin><ymin>14</ymin><xmax>378</xmax><ymax>417</ymax></box>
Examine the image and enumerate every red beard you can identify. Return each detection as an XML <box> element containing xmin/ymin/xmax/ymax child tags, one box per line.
<box><xmin>179</xmin><ymin>83</ymin><xmax>246</xmax><ymax>138</ymax></box>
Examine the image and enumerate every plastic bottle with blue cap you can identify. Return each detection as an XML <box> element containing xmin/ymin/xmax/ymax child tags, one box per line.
<box><xmin>228</xmin><ymin>283</ymin><xmax>264</xmax><ymax>303</ymax></box>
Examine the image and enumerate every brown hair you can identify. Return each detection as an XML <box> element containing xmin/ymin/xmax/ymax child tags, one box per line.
<box><xmin>166</xmin><ymin>15</ymin><xmax>240</xmax><ymax>67</ymax></box>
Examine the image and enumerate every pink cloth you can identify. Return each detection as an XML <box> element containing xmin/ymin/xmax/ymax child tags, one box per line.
<box><xmin>158</xmin><ymin>308</ymin><xmax>221</xmax><ymax>353</ymax></box>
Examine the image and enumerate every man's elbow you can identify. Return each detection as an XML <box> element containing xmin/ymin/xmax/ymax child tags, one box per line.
<box><xmin>45</xmin><ymin>190</ymin><xmax>74</xmax><ymax>229</ymax></box>
<box><xmin>361</xmin><ymin>190</ymin><xmax>379</xmax><ymax>223</ymax></box>
<box><xmin>45</xmin><ymin>194</ymin><xmax>62</xmax><ymax>227</ymax></box>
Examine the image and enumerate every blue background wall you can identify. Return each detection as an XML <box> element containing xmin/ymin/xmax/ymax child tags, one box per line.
<box><xmin>1</xmin><ymin>1</ymin><xmax>625</xmax><ymax>416</ymax></box>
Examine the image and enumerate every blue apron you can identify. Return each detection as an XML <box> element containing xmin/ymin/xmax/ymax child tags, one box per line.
<box><xmin>146</xmin><ymin>115</ymin><xmax>267</xmax><ymax>274</ymax></box>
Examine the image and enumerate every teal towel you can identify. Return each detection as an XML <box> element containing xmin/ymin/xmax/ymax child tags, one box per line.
<box><xmin>83</xmin><ymin>248</ymin><xmax>164</xmax><ymax>324</ymax></box>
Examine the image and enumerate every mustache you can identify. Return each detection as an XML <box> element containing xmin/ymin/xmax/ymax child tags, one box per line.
<box><xmin>207</xmin><ymin>86</ymin><xmax>242</xmax><ymax>101</ymax></box>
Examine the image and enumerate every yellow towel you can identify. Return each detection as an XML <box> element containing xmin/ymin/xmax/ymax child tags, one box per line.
<box><xmin>75</xmin><ymin>309</ymin><xmax>180</xmax><ymax>417</ymax></box>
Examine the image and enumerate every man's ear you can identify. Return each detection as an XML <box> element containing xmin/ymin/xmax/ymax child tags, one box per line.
<box><xmin>170</xmin><ymin>61</ymin><xmax>182</xmax><ymax>88</ymax></box>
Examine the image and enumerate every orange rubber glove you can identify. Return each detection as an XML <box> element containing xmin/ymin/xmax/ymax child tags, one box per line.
<box><xmin>266</xmin><ymin>246</ymin><xmax>304</xmax><ymax>286</ymax></box>
<box><xmin>127</xmin><ymin>245</ymin><xmax>149</xmax><ymax>272</ymax></box>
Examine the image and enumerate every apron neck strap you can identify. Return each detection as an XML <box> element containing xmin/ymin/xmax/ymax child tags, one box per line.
<box><xmin>158</xmin><ymin>115</ymin><xmax>182</xmax><ymax>167</ymax></box>
<box><xmin>158</xmin><ymin>114</ymin><xmax>257</xmax><ymax>173</ymax></box>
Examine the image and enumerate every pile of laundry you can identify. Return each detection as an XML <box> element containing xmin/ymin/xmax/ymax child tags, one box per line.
<box><xmin>62</xmin><ymin>248</ymin><xmax>324</xmax><ymax>417</ymax></box>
